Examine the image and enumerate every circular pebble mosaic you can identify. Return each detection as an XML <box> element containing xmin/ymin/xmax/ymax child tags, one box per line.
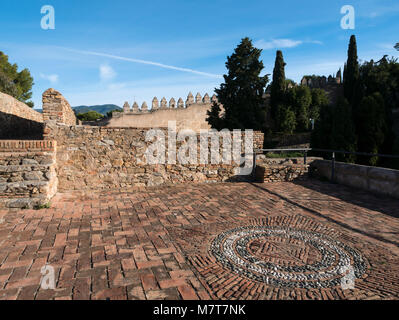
<box><xmin>210</xmin><ymin>225</ymin><xmax>367</xmax><ymax>289</ymax></box>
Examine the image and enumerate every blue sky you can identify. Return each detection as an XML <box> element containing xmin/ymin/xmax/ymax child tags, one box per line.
<box><xmin>0</xmin><ymin>0</ymin><xmax>398</xmax><ymax>109</ymax></box>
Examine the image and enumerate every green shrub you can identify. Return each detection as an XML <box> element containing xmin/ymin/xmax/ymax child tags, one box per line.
<box><xmin>77</xmin><ymin>111</ymin><xmax>104</xmax><ymax>122</ymax></box>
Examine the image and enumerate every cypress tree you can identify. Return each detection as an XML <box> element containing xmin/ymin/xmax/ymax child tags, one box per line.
<box><xmin>343</xmin><ymin>35</ymin><xmax>359</xmax><ymax>105</ymax></box>
<box><xmin>208</xmin><ymin>37</ymin><xmax>268</xmax><ymax>130</ymax></box>
<box><xmin>330</xmin><ymin>97</ymin><xmax>357</xmax><ymax>162</ymax></box>
<box><xmin>270</xmin><ymin>50</ymin><xmax>286</xmax><ymax>119</ymax></box>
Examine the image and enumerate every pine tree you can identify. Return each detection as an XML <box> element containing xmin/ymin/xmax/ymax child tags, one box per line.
<box><xmin>270</xmin><ymin>50</ymin><xmax>286</xmax><ymax>120</ymax></box>
<box><xmin>343</xmin><ymin>35</ymin><xmax>359</xmax><ymax>106</ymax></box>
<box><xmin>208</xmin><ymin>37</ymin><xmax>268</xmax><ymax>130</ymax></box>
<box><xmin>0</xmin><ymin>51</ymin><xmax>34</xmax><ymax>107</ymax></box>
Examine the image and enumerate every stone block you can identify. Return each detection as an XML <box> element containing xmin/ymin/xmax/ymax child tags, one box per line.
<box><xmin>22</xmin><ymin>159</ymin><xmax>39</xmax><ymax>165</ymax></box>
<box><xmin>24</xmin><ymin>171</ymin><xmax>44</xmax><ymax>181</ymax></box>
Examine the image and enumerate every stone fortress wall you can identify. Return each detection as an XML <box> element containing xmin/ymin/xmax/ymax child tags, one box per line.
<box><xmin>0</xmin><ymin>89</ymin><xmax>263</xmax><ymax>207</ymax></box>
<box><xmin>1</xmin><ymin>88</ymin><xmax>399</xmax><ymax>208</ymax></box>
<box><xmin>107</xmin><ymin>92</ymin><xmax>219</xmax><ymax>131</ymax></box>
<box><xmin>0</xmin><ymin>92</ymin><xmax>44</xmax><ymax>139</ymax></box>
<box><xmin>0</xmin><ymin>89</ymin><xmax>76</xmax><ymax>208</ymax></box>
<box><xmin>300</xmin><ymin>69</ymin><xmax>343</xmax><ymax>106</ymax></box>
<box><xmin>43</xmin><ymin>122</ymin><xmax>264</xmax><ymax>192</ymax></box>
<box><xmin>0</xmin><ymin>140</ymin><xmax>57</xmax><ymax>208</ymax></box>
<box><xmin>42</xmin><ymin>88</ymin><xmax>77</xmax><ymax>126</ymax></box>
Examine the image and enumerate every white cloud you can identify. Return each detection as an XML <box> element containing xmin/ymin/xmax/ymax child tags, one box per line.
<box><xmin>99</xmin><ymin>64</ymin><xmax>117</xmax><ymax>81</ymax></box>
<box><xmin>254</xmin><ymin>39</ymin><xmax>323</xmax><ymax>50</ymax></box>
<box><xmin>365</xmin><ymin>4</ymin><xmax>399</xmax><ymax>18</ymax></box>
<box><xmin>40</xmin><ymin>73</ymin><xmax>59</xmax><ymax>84</ymax></box>
<box><xmin>255</xmin><ymin>39</ymin><xmax>303</xmax><ymax>50</ymax></box>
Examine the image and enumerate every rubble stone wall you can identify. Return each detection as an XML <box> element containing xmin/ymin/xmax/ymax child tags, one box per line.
<box><xmin>0</xmin><ymin>140</ymin><xmax>58</xmax><ymax>208</ymax></box>
<box><xmin>43</xmin><ymin>123</ymin><xmax>264</xmax><ymax>191</ymax></box>
<box><xmin>42</xmin><ymin>88</ymin><xmax>76</xmax><ymax>126</ymax></box>
<box><xmin>254</xmin><ymin>157</ymin><xmax>322</xmax><ymax>182</ymax></box>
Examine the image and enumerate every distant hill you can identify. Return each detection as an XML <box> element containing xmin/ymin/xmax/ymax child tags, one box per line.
<box><xmin>72</xmin><ymin>104</ymin><xmax>122</xmax><ymax>115</ymax></box>
<box><xmin>34</xmin><ymin>104</ymin><xmax>122</xmax><ymax>116</ymax></box>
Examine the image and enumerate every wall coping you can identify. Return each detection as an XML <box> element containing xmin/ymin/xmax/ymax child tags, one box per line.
<box><xmin>0</xmin><ymin>91</ymin><xmax>43</xmax><ymax>123</ymax></box>
<box><xmin>0</xmin><ymin>140</ymin><xmax>56</xmax><ymax>152</ymax></box>
<box><xmin>47</xmin><ymin>124</ymin><xmax>264</xmax><ymax>132</ymax></box>
<box><xmin>312</xmin><ymin>159</ymin><xmax>399</xmax><ymax>174</ymax></box>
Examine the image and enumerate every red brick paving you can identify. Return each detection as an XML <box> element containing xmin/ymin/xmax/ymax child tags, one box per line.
<box><xmin>0</xmin><ymin>179</ymin><xmax>398</xmax><ymax>300</ymax></box>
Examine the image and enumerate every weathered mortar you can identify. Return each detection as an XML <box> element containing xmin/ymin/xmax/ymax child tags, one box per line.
<box><xmin>43</xmin><ymin>122</ymin><xmax>264</xmax><ymax>191</ymax></box>
<box><xmin>0</xmin><ymin>140</ymin><xmax>58</xmax><ymax>208</ymax></box>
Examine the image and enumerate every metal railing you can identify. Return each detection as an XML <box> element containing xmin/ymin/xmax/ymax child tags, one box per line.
<box><xmin>255</xmin><ymin>148</ymin><xmax>399</xmax><ymax>182</ymax></box>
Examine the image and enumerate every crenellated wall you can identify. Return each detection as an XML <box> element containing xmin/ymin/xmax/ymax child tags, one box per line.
<box><xmin>107</xmin><ymin>92</ymin><xmax>220</xmax><ymax>131</ymax></box>
<box><xmin>0</xmin><ymin>88</ymin><xmax>266</xmax><ymax>207</ymax></box>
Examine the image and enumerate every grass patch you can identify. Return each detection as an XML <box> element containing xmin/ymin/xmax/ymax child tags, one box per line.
<box><xmin>265</xmin><ymin>152</ymin><xmax>305</xmax><ymax>158</ymax></box>
<box><xmin>35</xmin><ymin>202</ymin><xmax>51</xmax><ymax>210</ymax></box>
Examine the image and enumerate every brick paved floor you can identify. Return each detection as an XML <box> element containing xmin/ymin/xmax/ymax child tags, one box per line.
<box><xmin>0</xmin><ymin>179</ymin><xmax>399</xmax><ymax>300</ymax></box>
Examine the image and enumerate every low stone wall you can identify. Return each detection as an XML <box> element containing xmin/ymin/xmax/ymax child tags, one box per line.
<box><xmin>0</xmin><ymin>92</ymin><xmax>44</xmax><ymax>139</ymax></box>
<box><xmin>42</xmin><ymin>88</ymin><xmax>76</xmax><ymax>126</ymax></box>
<box><xmin>255</xmin><ymin>156</ymin><xmax>321</xmax><ymax>165</ymax></box>
<box><xmin>255</xmin><ymin>164</ymin><xmax>309</xmax><ymax>182</ymax></box>
<box><xmin>0</xmin><ymin>140</ymin><xmax>58</xmax><ymax>208</ymax></box>
<box><xmin>254</xmin><ymin>157</ymin><xmax>322</xmax><ymax>183</ymax></box>
<box><xmin>311</xmin><ymin>160</ymin><xmax>399</xmax><ymax>199</ymax></box>
<box><xmin>43</xmin><ymin>123</ymin><xmax>264</xmax><ymax>191</ymax></box>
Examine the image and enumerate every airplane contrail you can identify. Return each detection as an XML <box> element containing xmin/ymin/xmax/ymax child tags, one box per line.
<box><xmin>58</xmin><ymin>47</ymin><xmax>223</xmax><ymax>79</ymax></box>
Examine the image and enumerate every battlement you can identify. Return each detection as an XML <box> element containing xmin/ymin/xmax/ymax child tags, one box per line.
<box><xmin>300</xmin><ymin>69</ymin><xmax>342</xmax><ymax>88</ymax></box>
<box><xmin>116</xmin><ymin>92</ymin><xmax>218</xmax><ymax>116</ymax></box>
